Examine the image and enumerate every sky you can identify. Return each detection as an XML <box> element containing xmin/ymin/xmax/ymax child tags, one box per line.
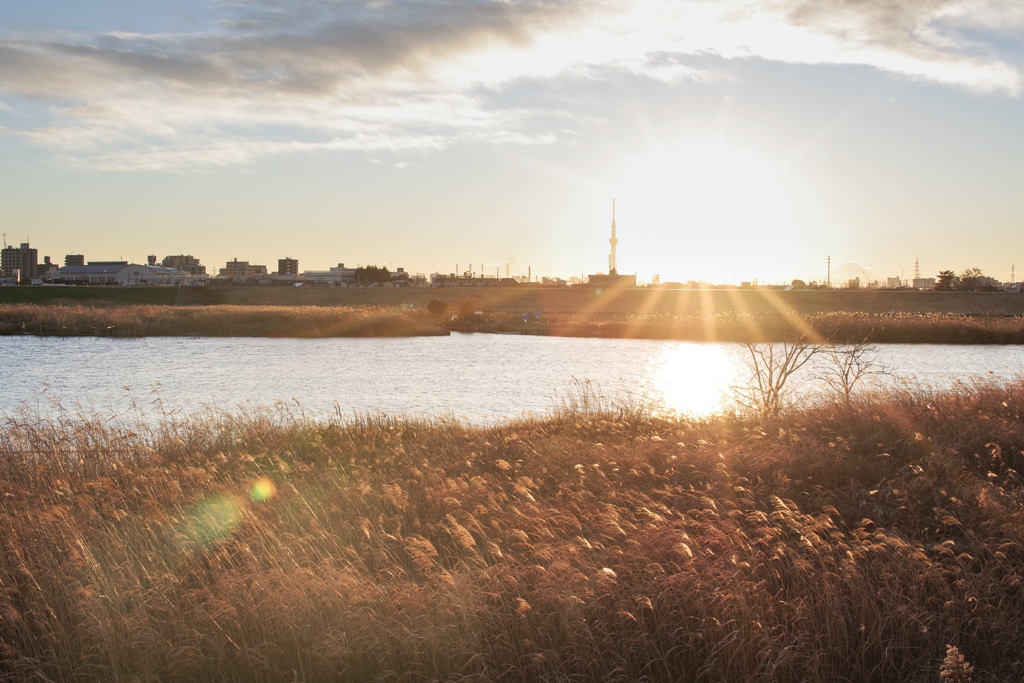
<box><xmin>1</xmin><ymin>0</ymin><xmax>1023</xmax><ymax>285</ymax></box>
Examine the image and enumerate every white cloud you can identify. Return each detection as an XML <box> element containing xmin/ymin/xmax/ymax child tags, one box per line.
<box><xmin>0</xmin><ymin>0</ymin><xmax>1019</xmax><ymax>170</ymax></box>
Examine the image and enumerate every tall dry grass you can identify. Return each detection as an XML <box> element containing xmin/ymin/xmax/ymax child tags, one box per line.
<box><xmin>473</xmin><ymin>310</ymin><xmax>1024</xmax><ymax>343</ymax></box>
<box><xmin>3</xmin><ymin>380</ymin><xmax>1024</xmax><ymax>680</ymax></box>
<box><xmin>0</xmin><ymin>304</ymin><xmax>448</xmax><ymax>338</ymax></box>
<box><xmin>5</xmin><ymin>304</ymin><xmax>1024</xmax><ymax>343</ymax></box>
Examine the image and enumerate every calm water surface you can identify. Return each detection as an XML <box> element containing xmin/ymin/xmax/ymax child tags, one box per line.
<box><xmin>1</xmin><ymin>334</ymin><xmax>1021</xmax><ymax>423</ymax></box>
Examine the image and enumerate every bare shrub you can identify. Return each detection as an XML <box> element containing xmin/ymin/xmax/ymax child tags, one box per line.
<box><xmin>818</xmin><ymin>337</ymin><xmax>890</xmax><ymax>404</ymax></box>
<box><xmin>732</xmin><ymin>340</ymin><xmax>822</xmax><ymax>415</ymax></box>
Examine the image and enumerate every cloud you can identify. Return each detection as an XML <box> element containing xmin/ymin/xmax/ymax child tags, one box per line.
<box><xmin>0</xmin><ymin>0</ymin><xmax>1020</xmax><ymax>170</ymax></box>
<box><xmin>773</xmin><ymin>0</ymin><xmax>1023</xmax><ymax>91</ymax></box>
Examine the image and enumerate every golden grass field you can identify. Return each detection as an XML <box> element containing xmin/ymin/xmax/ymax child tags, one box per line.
<box><xmin>165</xmin><ymin>284</ymin><xmax>1024</xmax><ymax>316</ymax></box>
<box><xmin>4</xmin><ymin>283</ymin><xmax>1024</xmax><ymax>316</ymax></box>
<box><xmin>3</xmin><ymin>300</ymin><xmax>1024</xmax><ymax>343</ymax></box>
<box><xmin>0</xmin><ymin>304</ymin><xmax>446</xmax><ymax>338</ymax></box>
<box><xmin>4</xmin><ymin>284</ymin><xmax>1024</xmax><ymax>342</ymax></box>
<box><xmin>3</xmin><ymin>380</ymin><xmax>1024</xmax><ymax>681</ymax></box>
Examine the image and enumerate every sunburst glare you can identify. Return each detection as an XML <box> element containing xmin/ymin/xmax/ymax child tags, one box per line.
<box><xmin>650</xmin><ymin>342</ymin><xmax>741</xmax><ymax>416</ymax></box>
<box><xmin>614</xmin><ymin>140</ymin><xmax>819</xmax><ymax>285</ymax></box>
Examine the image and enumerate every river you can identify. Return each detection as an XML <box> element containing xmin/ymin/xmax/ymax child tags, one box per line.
<box><xmin>1</xmin><ymin>334</ymin><xmax>1021</xmax><ymax>424</ymax></box>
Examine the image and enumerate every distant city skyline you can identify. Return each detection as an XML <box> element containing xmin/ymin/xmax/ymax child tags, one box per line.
<box><xmin>1</xmin><ymin>2</ymin><xmax>1022</xmax><ymax>285</ymax></box>
<box><xmin>3</xmin><ymin>235</ymin><xmax>1016</xmax><ymax>289</ymax></box>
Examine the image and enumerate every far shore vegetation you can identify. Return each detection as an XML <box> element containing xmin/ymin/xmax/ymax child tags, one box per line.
<box><xmin>3</xmin><ymin>301</ymin><xmax>1024</xmax><ymax>343</ymax></box>
<box><xmin>3</xmin><ymin>378</ymin><xmax>1024</xmax><ymax>681</ymax></box>
<box><xmin>0</xmin><ymin>304</ymin><xmax>448</xmax><ymax>338</ymax></box>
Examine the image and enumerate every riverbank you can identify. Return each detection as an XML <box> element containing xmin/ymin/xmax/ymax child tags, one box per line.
<box><xmin>4</xmin><ymin>283</ymin><xmax>1024</xmax><ymax>315</ymax></box>
<box><xmin>2</xmin><ymin>380</ymin><xmax>1023</xmax><ymax>681</ymax></box>
<box><xmin>0</xmin><ymin>304</ymin><xmax>448</xmax><ymax>338</ymax></box>
<box><xmin>3</xmin><ymin>302</ymin><xmax>1024</xmax><ymax>342</ymax></box>
<box><xmin>460</xmin><ymin>309</ymin><xmax>1024</xmax><ymax>343</ymax></box>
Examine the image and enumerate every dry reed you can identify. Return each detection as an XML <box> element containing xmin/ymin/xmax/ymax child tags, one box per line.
<box><xmin>0</xmin><ymin>304</ymin><xmax>448</xmax><ymax>338</ymax></box>
<box><xmin>3</xmin><ymin>380</ymin><xmax>1024</xmax><ymax>680</ymax></box>
<box><xmin>5</xmin><ymin>304</ymin><xmax>1024</xmax><ymax>343</ymax></box>
<box><xmin>472</xmin><ymin>310</ymin><xmax>1024</xmax><ymax>343</ymax></box>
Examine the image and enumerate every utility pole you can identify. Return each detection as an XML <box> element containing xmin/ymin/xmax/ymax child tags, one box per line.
<box><xmin>826</xmin><ymin>256</ymin><xmax>831</xmax><ymax>288</ymax></box>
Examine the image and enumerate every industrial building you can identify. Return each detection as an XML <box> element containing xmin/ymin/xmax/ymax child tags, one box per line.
<box><xmin>302</xmin><ymin>263</ymin><xmax>355</xmax><ymax>286</ymax></box>
<box><xmin>57</xmin><ymin>261</ymin><xmax>187</xmax><ymax>286</ymax></box>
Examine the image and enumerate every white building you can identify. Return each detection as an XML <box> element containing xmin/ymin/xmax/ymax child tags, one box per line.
<box><xmin>303</xmin><ymin>263</ymin><xmax>356</xmax><ymax>286</ymax></box>
<box><xmin>116</xmin><ymin>265</ymin><xmax>186</xmax><ymax>286</ymax></box>
<box><xmin>58</xmin><ymin>262</ymin><xmax>187</xmax><ymax>286</ymax></box>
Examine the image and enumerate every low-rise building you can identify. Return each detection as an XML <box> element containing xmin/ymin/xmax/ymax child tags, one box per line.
<box><xmin>431</xmin><ymin>273</ymin><xmax>519</xmax><ymax>287</ymax></box>
<box><xmin>303</xmin><ymin>263</ymin><xmax>355</xmax><ymax>286</ymax></box>
<box><xmin>57</xmin><ymin>261</ymin><xmax>187</xmax><ymax>286</ymax></box>
<box><xmin>58</xmin><ymin>261</ymin><xmax>128</xmax><ymax>285</ymax></box>
<box><xmin>584</xmin><ymin>273</ymin><xmax>637</xmax><ymax>288</ymax></box>
<box><xmin>162</xmin><ymin>254</ymin><xmax>207</xmax><ymax>276</ymax></box>
<box><xmin>218</xmin><ymin>259</ymin><xmax>268</xmax><ymax>282</ymax></box>
<box><xmin>116</xmin><ymin>265</ymin><xmax>186</xmax><ymax>286</ymax></box>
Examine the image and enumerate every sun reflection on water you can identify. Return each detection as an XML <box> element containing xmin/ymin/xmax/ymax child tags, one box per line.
<box><xmin>650</xmin><ymin>343</ymin><xmax>743</xmax><ymax>417</ymax></box>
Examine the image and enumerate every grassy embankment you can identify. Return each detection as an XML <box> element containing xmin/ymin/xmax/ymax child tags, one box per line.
<box><xmin>3</xmin><ymin>286</ymin><xmax>1024</xmax><ymax>341</ymax></box>
<box><xmin>0</xmin><ymin>304</ymin><xmax>447</xmax><ymax>338</ymax></box>
<box><xmin>462</xmin><ymin>310</ymin><xmax>1024</xmax><ymax>343</ymax></box>
<box><xmin>3</xmin><ymin>381</ymin><xmax>1024</xmax><ymax>681</ymax></box>
<box><xmin>4</xmin><ymin>302</ymin><xmax>1024</xmax><ymax>343</ymax></box>
<box><xmin>6</xmin><ymin>284</ymin><xmax>1024</xmax><ymax>315</ymax></box>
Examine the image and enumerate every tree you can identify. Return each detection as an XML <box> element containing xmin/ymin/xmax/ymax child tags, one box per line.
<box><xmin>355</xmin><ymin>265</ymin><xmax>391</xmax><ymax>283</ymax></box>
<box><xmin>935</xmin><ymin>270</ymin><xmax>958</xmax><ymax>291</ymax></box>
<box><xmin>957</xmin><ymin>267</ymin><xmax>985</xmax><ymax>292</ymax></box>
<box><xmin>817</xmin><ymin>338</ymin><xmax>890</xmax><ymax>405</ymax></box>
<box><xmin>426</xmin><ymin>299</ymin><xmax>449</xmax><ymax>316</ymax></box>
<box><xmin>732</xmin><ymin>340</ymin><xmax>821</xmax><ymax>416</ymax></box>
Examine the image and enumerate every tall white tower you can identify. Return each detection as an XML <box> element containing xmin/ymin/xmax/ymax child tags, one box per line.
<box><xmin>608</xmin><ymin>199</ymin><xmax>618</xmax><ymax>275</ymax></box>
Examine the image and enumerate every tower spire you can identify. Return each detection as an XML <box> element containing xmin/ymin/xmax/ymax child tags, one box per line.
<box><xmin>609</xmin><ymin>199</ymin><xmax>618</xmax><ymax>275</ymax></box>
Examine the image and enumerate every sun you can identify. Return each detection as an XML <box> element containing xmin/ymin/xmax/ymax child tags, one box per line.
<box><xmin>612</xmin><ymin>140</ymin><xmax>819</xmax><ymax>285</ymax></box>
<box><xmin>651</xmin><ymin>342</ymin><xmax>741</xmax><ymax>417</ymax></box>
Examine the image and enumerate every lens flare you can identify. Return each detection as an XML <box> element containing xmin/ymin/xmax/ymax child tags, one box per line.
<box><xmin>250</xmin><ymin>477</ymin><xmax>277</xmax><ymax>502</ymax></box>
<box><xmin>187</xmin><ymin>494</ymin><xmax>244</xmax><ymax>543</ymax></box>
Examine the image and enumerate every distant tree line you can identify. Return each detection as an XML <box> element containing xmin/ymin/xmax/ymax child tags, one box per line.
<box><xmin>354</xmin><ymin>266</ymin><xmax>392</xmax><ymax>283</ymax></box>
<box><xmin>935</xmin><ymin>267</ymin><xmax>998</xmax><ymax>292</ymax></box>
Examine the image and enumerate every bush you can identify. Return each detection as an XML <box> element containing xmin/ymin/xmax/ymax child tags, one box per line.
<box><xmin>426</xmin><ymin>299</ymin><xmax>449</xmax><ymax>316</ymax></box>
